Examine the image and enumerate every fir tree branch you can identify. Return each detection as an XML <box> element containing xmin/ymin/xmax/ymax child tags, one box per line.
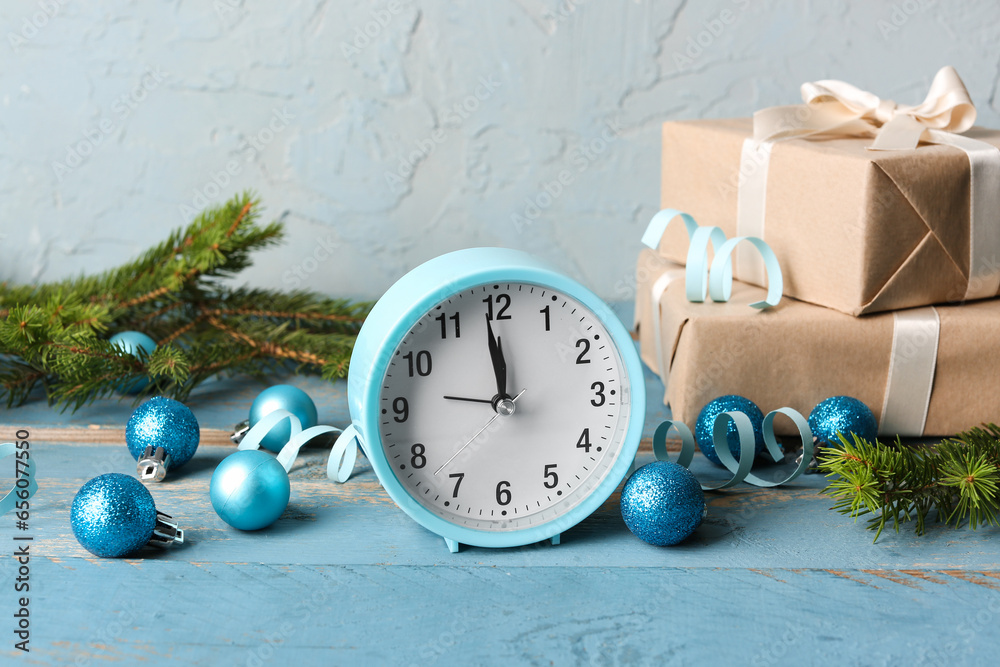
<box><xmin>0</xmin><ymin>193</ymin><xmax>368</xmax><ymax>410</ymax></box>
<box><xmin>821</xmin><ymin>426</ymin><xmax>1000</xmax><ymax>541</ymax></box>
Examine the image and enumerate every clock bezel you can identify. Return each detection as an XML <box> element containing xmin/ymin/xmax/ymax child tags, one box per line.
<box><xmin>346</xmin><ymin>247</ymin><xmax>645</xmax><ymax>549</ymax></box>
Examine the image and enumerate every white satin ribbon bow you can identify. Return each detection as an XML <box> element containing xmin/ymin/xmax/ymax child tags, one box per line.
<box><xmin>752</xmin><ymin>65</ymin><xmax>976</xmax><ymax>150</ymax></box>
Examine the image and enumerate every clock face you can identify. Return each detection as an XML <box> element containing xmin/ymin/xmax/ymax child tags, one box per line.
<box><xmin>376</xmin><ymin>281</ymin><xmax>633</xmax><ymax>532</ymax></box>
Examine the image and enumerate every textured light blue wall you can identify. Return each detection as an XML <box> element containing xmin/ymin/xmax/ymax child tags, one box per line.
<box><xmin>1</xmin><ymin>0</ymin><xmax>997</xmax><ymax>301</ymax></box>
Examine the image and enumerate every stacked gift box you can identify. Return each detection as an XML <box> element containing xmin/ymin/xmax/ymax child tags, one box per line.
<box><xmin>635</xmin><ymin>67</ymin><xmax>1000</xmax><ymax>437</ymax></box>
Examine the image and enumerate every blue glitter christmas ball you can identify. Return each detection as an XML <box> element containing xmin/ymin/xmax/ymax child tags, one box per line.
<box><xmin>621</xmin><ymin>462</ymin><xmax>705</xmax><ymax>546</ymax></box>
<box><xmin>109</xmin><ymin>331</ymin><xmax>157</xmax><ymax>393</ymax></box>
<box><xmin>695</xmin><ymin>395</ymin><xmax>765</xmax><ymax>466</ymax></box>
<box><xmin>249</xmin><ymin>385</ymin><xmax>318</xmax><ymax>453</ymax></box>
<box><xmin>71</xmin><ymin>473</ymin><xmax>157</xmax><ymax>558</ymax></box>
<box><xmin>809</xmin><ymin>396</ymin><xmax>878</xmax><ymax>446</ymax></box>
<box><xmin>210</xmin><ymin>450</ymin><xmax>290</xmax><ymax>531</ymax></box>
<box><xmin>125</xmin><ymin>396</ymin><xmax>200</xmax><ymax>468</ymax></box>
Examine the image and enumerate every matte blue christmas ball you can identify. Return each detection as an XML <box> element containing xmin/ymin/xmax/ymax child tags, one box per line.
<box><xmin>695</xmin><ymin>395</ymin><xmax>765</xmax><ymax>466</ymax></box>
<box><xmin>71</xmin><ymin>473</ymin><xmax>157</xmax><ymax>558</ymax></box>
<box><xmin>621</xmin><ymin>462</ymin><xmax>705</xmax><ymax>546</ymax></box>
<box><xmin>109</xmin><ymin>331</ymin><xmax>157</xmax><ymax>393</ymax></box>
<box><xmin>809</xmin><ymin>396</ymin><xmax>878</xmax><ymax>446</ymax></box>
<box><xmin>210</xmin><ymin>450</ymin><xmax>290</xmax><ymax>531</ymax></box>
<box><xmin>125</xmin><ymin>396</ymin><xmax>200</xmax><ymax>469</ymax></box>
<box><xmin>249</xmin><ymin>385</ymin><xmax>318</xmax><ymax>453</ymax></box>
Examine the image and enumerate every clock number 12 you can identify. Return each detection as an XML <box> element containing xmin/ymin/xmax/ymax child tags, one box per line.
<box><xmin>483</xmin><ymin>293</ymin><xmax>511</xmax><ymax>321</ymax></box>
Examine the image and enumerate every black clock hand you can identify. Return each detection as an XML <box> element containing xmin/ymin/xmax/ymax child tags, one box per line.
<box><xmin>486</xmin><ymin>314</ymin><xmax>508</xmax><ymax>403</ymax></box>
<box><xmin>443</xmin><ymin>395</ymin><xmax>494</xmax><ymax>405</ymax></box>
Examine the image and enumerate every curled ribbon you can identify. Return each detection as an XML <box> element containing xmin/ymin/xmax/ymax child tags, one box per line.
<box><xmin>0</xmin><ymin>442</ymin><xmax>38</xmax><ymax>516</ymax></box>
<box><xmin>651</xmin><ymin>407</ymin><xmax>813</xmax><ymax>490</ymax></box>
<box><xmin>642</xmin><ymin>208</ymin><xmax>783</xmax><ymax>309</ymax></box>
<box><xmin>238</xmin><ymin>410</ymin><xmax>357</xmax><ymax>483</ymax></box>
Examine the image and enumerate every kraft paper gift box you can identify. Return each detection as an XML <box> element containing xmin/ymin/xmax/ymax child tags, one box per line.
<box><xmin>634</xmin><ymin>249</ymin><xmax>1000</xmax><ymax>437</ymax></box>
<box><xmin>655</xmin><ymin>67</ymin><xmax>1000</xmax><ymax>317</ymax></box>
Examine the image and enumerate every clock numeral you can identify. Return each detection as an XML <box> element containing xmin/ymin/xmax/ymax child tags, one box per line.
<box><xmin>483</xmin><ymin>293</ymin><xmax>511</xmax><ymax>321</ymax></box>
<box><xmin>543</xmin><ymin>464</ymin><xmax>559</xmax><ymax>489</ymax></box>
<box><xmin>575</xmin><ymin>339</ymin><xmax>591</xmax><ymax>364</ymax></box>
<box><xmin>410</xmin><ymin>443</ymin><xmax>427</xmax><ymax>469</ymax></box>
<box><xmin>403</xmin><ymin>350</ymin><xmax>432</xmax><ymax>377</ymax></box>
<box><xmin>540</xmin><ymin>305</ymin><xmax>550</xmax><ymax>331</ymax></box>
<box><xmin>392</xmin><ymin>397</ymin><xmax>409</xmax><ymax>423</ymax></box>
<box><xmin>449</xmin><ymin>473</ymin><xmax>465</xmax><ymax>498</ymax></box>
<box><xmin>590</xmin><ymin>381</ymin><xmax>606</xmax><ymax>407</ymax></box>
<box><xmin>576</xmin><ymin>428</ymin><xmax>592</xmax><ymax>453</ymax></box>
<box><xmin>435</xmin><ymin>312</ymin><xmax>460</xmax><ymax>339</ymax></box>
<box><xmin>495</xmin><ymin>480</ymin><xmax>512</xmax><ymax>506</ymax></box>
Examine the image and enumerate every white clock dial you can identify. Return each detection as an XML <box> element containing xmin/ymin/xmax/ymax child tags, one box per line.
<box><xmin>377</xmin><ymin>281</ymin><xmax>632</xmax><ymax>532</ymax></box>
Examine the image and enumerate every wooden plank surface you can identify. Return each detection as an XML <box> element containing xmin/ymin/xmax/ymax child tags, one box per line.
<box><xmin>3</xmin><ymin>342</ymin><xmax>1000</xmax><ymax>665</ymax></box>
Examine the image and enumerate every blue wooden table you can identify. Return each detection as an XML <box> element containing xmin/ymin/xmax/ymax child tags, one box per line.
<box><xmin>3</xmin><ymin>341</ymin><xmax>1000</xmax><ymax>665</ymax></box>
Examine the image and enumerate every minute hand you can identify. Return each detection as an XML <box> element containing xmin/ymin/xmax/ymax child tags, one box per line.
<box><xmin>486</xmin><ymin>314</ymin><xmax>508</xmax><ymax>401</ymax></box>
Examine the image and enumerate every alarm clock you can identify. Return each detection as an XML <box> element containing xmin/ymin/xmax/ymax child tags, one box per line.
<box><xmin>333</xmin><ymin>248</ymin><xmax>645</xmax><ymax>552</ymax></box>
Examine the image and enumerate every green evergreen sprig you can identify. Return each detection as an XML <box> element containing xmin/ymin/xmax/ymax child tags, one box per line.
<box><xmin>820</xmin><ymin>425</ymin><xmax>1000</xmax><ymax>541</ymax></box>
<box><xmin>0</xmin><ymin>192</ymin><xmax>371</xmax><ymax>410</ymax></box>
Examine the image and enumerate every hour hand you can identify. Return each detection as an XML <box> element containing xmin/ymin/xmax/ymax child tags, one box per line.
<box><xmin>486</xmin><ymin>314</ymin><xmax>508</xmax><ymax>401</ymax></box>
<box><xmin>443</xmin><ymin>395</ymin><xmax>494</xmax><ymax>405</ymax></box>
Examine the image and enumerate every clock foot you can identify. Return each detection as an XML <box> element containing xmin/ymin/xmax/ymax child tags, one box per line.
<box><xmin>444</xmin><ymin>537</ymin><xmax>461</xmax><ymax>553</ymax></box>
<box><xmin>550</xmin><ymin>534</ymin><xmax>561</xmax><ymax>546</ymax></box>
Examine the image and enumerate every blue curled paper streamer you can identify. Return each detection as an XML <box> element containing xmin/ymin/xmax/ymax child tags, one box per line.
<box><xmin>238</xmin><ymin>409</ymin><xmax>356</xmax><ymax>483</ymax></box>
<box><xmin>641</xmin><ymin>208</ymin><xmax>782</xmax><ymax>308</ymax></box>
<box><xmin>0</xmin><ymin>442</ymin><xmax>38</xmax><ymax>516</ymax></box>
<box><xmin>641</xmin><ymin>208</ymin><xmax>728</xmax><ymax>304</ymax></box>
<box><xmin>709</xmin><ymin>236</ymin><xmax>783</xmax><ymax>309</ymax></box>
<box><xmin>651</xmin><ymin>407</ymin><xmax>814</xmax><ymax>489</ymax></box>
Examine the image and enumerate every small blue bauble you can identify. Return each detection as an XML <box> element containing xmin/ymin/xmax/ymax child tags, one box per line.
<box><xmin>71</xmin><ymin>473</ymin><xmax>157</xmax><ymax>558</ymax></box>
<box><xmin>695</xmin><ymin>395</ymin><xmax>765</xmax><ymax>466</ymax></box>
<box><xmin>249</xmin><ymin>385</ymin><xmax>318</xmax><ymax>453</ymax></box>
<box><xmin>125</xmin><ymin>396</ymin><xmax>200</xmax><ymax>468</ymax></box>
<box><xmin>809</xmin><ymin>396</ymin><xmax>878</xmax><ymax>446</ymax></box>
<box><xmin>621</xmin><ymin>462</ymin><xmax>705</xmax><ymax>546</ymax></box>
<box><xmin>210</xmin><ymin>450</ymin><xmax>290</xmax><ymax>530</ymax></box>
<box><xmin>109</xmin><ymin>331</ymin><xmax>157</xmax><ymax>393</ymax></box>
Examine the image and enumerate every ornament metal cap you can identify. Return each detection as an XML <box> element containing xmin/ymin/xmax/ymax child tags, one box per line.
<box><xmin>150</xmin><ymin>510</ymin><xmax>185</xmax><ymax>548</ymax></box>
<box><xmin>230</xmin><ymin>419</ymin><xmax>251</xmax><ymax>445</ymax></box>
<box><xmin>794</xmin><ymin>439</ymin><xmax>824</xmax><ymax>475</ymax></box>
<box><xmin>137</xmin><ymin>446</ymin><xmax>172</xmax><ymax>482</ymax></box>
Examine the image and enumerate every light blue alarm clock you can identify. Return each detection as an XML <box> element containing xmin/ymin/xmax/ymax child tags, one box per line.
<box><xmin>335</xmin><ymin>248</ymin><xmax>645</xmax><ymax>552</ymax></box>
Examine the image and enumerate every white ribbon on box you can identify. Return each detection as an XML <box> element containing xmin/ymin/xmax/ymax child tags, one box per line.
<box><xmin>736</xmin><ymin>66</ymin><xmax>1000</xmax><ymax>301</ymax></box>
<box><xmin>881</xmin><ymin>307</ymin><xmax>940</xmax><ymax>437</ymax></box>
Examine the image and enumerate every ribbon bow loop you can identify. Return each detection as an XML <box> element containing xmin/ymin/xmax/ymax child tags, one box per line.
<box><xmin>756</xmin><ymin>66</ymin><xmax>976</xmax><ymax>150</ymax></box>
